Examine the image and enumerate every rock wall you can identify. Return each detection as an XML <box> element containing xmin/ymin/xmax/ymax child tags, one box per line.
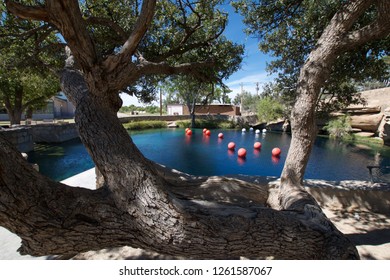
<box><xmin>304</xmin><ymin>179</ymin><xmax>390</xmax><ymax>215</ymax></box>
<box><xmin>31</xmin><ymin>123</ymin><xmax>79</xmax><ymax>143</ymax></box>
<box><xmin>0</xmin><ymin>126</ymin><xmax>34</xmax><ymax>152</ymax></box>
<box><xmin>340</xmin><ymin>106</ymin><xmax>384</xmax><ymax>137</ymax></box>
<box><xmin>340</xmin><ymin>87</ymin><xmax>390</xmax><ymax>145</ymax></box>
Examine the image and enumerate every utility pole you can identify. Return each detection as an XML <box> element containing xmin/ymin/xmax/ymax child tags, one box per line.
<box><xmin>159</xmin><ymin>88</ymin><xmax>163</xmax><ymax>116</ymax></box>
<box><xmin>255</xmin><ymin>82</ymin><xmax>260</xmax><ymax>96</ymax></box>
<box><xmin>240</xmin><ymin>82</ymin><xmax>244</xmax><ymax>113</ymax></box>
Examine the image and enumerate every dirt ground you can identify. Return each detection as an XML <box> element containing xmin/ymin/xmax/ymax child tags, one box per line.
<box><xmin>323</xmin><ymin>208</ymin><xmax>390</xmax><ymax>260</ymax></box>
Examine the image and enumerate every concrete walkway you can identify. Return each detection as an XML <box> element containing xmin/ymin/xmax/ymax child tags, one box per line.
<box><xmin>0</xmin><ymin>168</ymin><xmax>96</xmax><ymax>260</ymax></box>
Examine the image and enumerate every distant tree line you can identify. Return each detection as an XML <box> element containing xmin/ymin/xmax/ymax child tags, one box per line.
<box><xmin>119</xmin><ymin>104</ymin><xmax>161</xmax><ymax>115</ymax></box>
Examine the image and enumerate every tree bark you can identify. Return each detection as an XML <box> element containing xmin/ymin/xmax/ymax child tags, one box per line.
<box><xmin>281</xmin><ymin>0</ymin><xmax>390</xmax><ymax>189</ymax></box>
<box><xmin>188</xmin><ymin>99</ymin><xmax>196</xmax><ymax>128</ymax></box>
<box><xmin>7</xmin><ymin>109</ymin><xmax>23</xmax><ymax>125</ymax></box>
<box><xmin>4</xmin><ymin>88</ymin><xmax>23</xmax><ymax>125</ymax></box>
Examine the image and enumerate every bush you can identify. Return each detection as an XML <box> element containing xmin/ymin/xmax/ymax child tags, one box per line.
<box><xmin>123</xmin><ymin>120</ymin><xmax>167</xmax><ymax>130</ymax></box>
<box><xmin>257</xmin><ymin>97</ymin><xmax>285</xmax><ymax>123</ymax></box>
<box><xmin>176</xmin><ymin>119</ymin><xmax>236</xmax><ymax>129</ymax></box>
<box><xmin>323</xmin><ymin>115</ymin><xmax>353</xmax><ymax>140</ymax></box>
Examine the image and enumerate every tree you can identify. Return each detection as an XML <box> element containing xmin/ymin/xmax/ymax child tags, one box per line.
<box><xmin>163</xmin><ymin>76</ymin><xmax>213</xmax><ymax>127</ymax></box>
<box><xmin>235</xmin><ymin>0</ymin><xmax>390</xmax><ymax>187</ymax></box>
<box><xmin>163</xmin><ymin>76</ymin><xmax>232</xmax><ymax>127</ymax></box>
<box><xmin>233</xmin><ymin>0</ymin><xmax>390</xmax><ymax>114</ymax></box>
<box><xmin>0</xmin><ymin>0</ymin><xmax>367</xmax><ymax>259</ymax></box>
<box><xmin>257</xmin><ymin>96</ymin><xmax>284</xmax><ymax>124</ymax></box>
<box><xmin>0</xmin><ymin>10</ymin><xmax>62</xmax><ymax>124</ymax></box>
<box><xmin>232</xmin><ymin>90</ymin><xmax>260</xmax><ymax>113</ymax></box>
<box><xmin>0</xmin><ymin>68</ymin><xmax>59</xmax><ymax>124</ymax></box>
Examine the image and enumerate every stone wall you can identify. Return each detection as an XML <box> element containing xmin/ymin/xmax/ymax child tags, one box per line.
<box><xmin>0</xmin><ymin>127</ymin><xmax>34</xmax><ymax>152</ymax></box>
<box><xmin>304</xmin><ymin>179</ymin><xmax>390</xmax><ymax>215</ymax></box>
<box><xmin>30</xmin><ymin>123</ymin><xmax>78</xmax><ymax>143</ymax></box>
<box><xmin>182</xmin><ymin>104</ymin><xmax>241</xmax><ymax>116</ymax></box>
<box><xmin>119</xmin><ymin>114</ymin><xmax>233</xmax><ymax>123</ymax></box>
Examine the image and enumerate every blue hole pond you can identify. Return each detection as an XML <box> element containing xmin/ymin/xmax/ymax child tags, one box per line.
<box><xmin>27</xmin><ymin>129</ymin><xmax>390</xmax><ymax>182</ymax></box>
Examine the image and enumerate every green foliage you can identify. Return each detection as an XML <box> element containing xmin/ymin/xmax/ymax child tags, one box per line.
<box><xmin>78</xmin><ymin>0</ymin><xmax>243</xmax><ymax>102</ymax></box>
<box><xmin>3</xmin><ymin>1</ymin><xmax>244</xmax><ymax>105</ymax></box>
<box><xmin>0</xmin><ymin>6</ymin><xmax>62</xmax><ymax>123</ymax></box>
<box><xmin>323</xmin><ymin>115</ymin><xmax>353</xmax><ymax>140</ymax></box>
<box><xmin>256</xmin><ymin>96</ymin><xmax>284</xmax><ymax>123</ymax></box>
<box><xmin>120</xmin><ymin>105</ymin><xmax>162</xmax><ymax>114</ymax></box>
<box><xmin>233</xmin><ymin>0</ymin><xmax>390</xmax><ymax>110</ymax></box>
<box><xmin>123</xmin><ymin>120</ymin><xmax>167</xmax><ymax>130</ymax></box>
<box><xmin>176</xmin><ymin>119</ymin><xmax>236</xmax><ymax>129</ymax></box>
<box><xmin>232</xmin><ymin>90</ymin><xmax>260</xmax><ymax>113</ymax></box>
<box><xmin>162</xmin><ymin>76</ymin><xmax>219</xmax><ymax>111</ymax></box>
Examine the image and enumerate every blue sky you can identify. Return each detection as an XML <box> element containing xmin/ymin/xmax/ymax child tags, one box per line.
<box><xmin>121</xmin><ymin>4</ymin><xmax>275</xmax><ymax>106</ymax></box>
<box><xmin>221</xmin><ymin>3</ymin><xmax>275</xmax><ymax>99</ymax></box>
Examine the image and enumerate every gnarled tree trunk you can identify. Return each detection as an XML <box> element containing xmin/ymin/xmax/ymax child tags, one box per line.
<box><xmin>281</xmin><ymin>0</ymin><xmax>390</xmax><ymax>192</ymax></box>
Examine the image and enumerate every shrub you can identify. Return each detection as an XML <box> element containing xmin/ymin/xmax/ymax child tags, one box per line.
<box><xmin>123</xmin><ymin>120</ymin><xmax>167</xmax><ymax>130</ymax></box>
<box><xmin>323</xmin><ymin>115</ymin><xmax>353</xmax><ymax>140</ymax></box>
<box><xmin>176</xmin><ymin>119</ymin><xmax>236</xmax><ymax>129</ymax></box>
<box><xmin>257</xmin><ymin>96</ymin><xmax>285</xmax><ymax>123</ymax></box>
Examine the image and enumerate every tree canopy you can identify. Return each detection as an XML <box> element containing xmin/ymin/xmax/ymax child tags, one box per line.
<box><xmin>3</xmin><ymin>0</ymin><xmax>244</xmax><ymax>103</ymax></box>
<box><xmin>233</xmin><ymin>0</ymin><xmax>390</xmax><ymax>112</ymax></box>
<box><xmin>0</xmin><ymin>8</ymin><xmax>62</xmax><ymax>123</ymax></box>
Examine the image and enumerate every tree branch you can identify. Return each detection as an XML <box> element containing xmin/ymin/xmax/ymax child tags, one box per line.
<box><xmin>44</xmin><ymin>0</ymin><xmax>98</xmax><ymax>71</ymax></box>
<box><xmin>85</xmin><ymin>16</ymin><xmax>128</xmax><ymax>41</ymax></box>
<box><xmin>340</xmin><ymin>0</ymin><xmax>390</xmax><ymax>49</ymax></box>
<box><xmin>104</xmin><ymin>0</ymin><xmax>156</xmax><ymax>72</ymax></box>
<box><xmin>5</xmin><ymin>1</ymin><xmax>50</xmax><ymax>22</ymax></box>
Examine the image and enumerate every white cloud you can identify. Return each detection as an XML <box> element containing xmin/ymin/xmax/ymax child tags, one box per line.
<box><xmin>226</xmin><ymin>72</ymin><xmax>276</xmax><ymax>99</ymax></box>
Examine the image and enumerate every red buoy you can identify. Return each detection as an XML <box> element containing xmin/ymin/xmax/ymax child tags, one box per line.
<box><xmin>205</xmin><ymin>130</ymin><xmax>211</xmax><ymax>136</ymax></box>
<box><xmin>228</xmin><ymin>142</ymin><xmax>236</xmax><ymax>150</ymax></box>
<box><xmin>186</xmin><ymin>129</ymin><xmax>193</xmax><ymax>136</ymax></box>
<box><xmin>254</xmin><ymin>142</ymin><xmax>262</xmax><ymax>149</ymax></box>
<box><xmin>218</xmin><ymin>132</ymin><xmax>224</xmax><ymax>138</ymax></box>
<box><xmin>185</xmin><ymin>128</ymin><xmax>190</xmax><ymax>133</ymax></box>
<box><xmin>238</xmin><ymin>148</ymin><xmax>247</xmax><ymax>158</ymax></box>
<box><xmin>272</xmin><ymin>147</ymin><xmax>281</xmax><ymax>157</ymax></box>
<box><xmin>203</xmin><ymin>128</ymin><xmax>207</xmax><ymax>133</ymax></box>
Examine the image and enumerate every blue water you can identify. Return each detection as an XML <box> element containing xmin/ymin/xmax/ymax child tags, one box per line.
<box><xmin>27</xmin><ymin>129</ymin><xmax>390</xmax><ymax>182</ymax></box>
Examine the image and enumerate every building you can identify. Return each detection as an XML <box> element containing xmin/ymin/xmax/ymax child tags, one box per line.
<box><xmin>167</xmin><ymin>104</ymin><xmax>184</xmax><ymax>115</ymax></box>
<box><xmin>52</xmin><ymin>92</ymin><xmax>75</xmax><ymax>118</ymax></box>
<box><xmin>167</xmin><ymin>104</ymin><xmax>241</xmax><ymax>116</ymax></box>
<box><xmin>0</xmin><ymin>92</ymin><xmax>75</xmax><ymax>122</ymax></box>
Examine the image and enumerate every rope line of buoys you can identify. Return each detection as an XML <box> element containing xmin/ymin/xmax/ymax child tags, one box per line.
<box><xmin>184</xmin><ymin>128</ymin><xmax>282</xmax><ymax>160</ymax></box>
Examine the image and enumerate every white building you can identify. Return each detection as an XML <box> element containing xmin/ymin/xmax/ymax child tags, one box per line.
<box><xmin>167</xmin><ymin>104</ymin><xmax>184</xmax><ymax>115</ymax></box>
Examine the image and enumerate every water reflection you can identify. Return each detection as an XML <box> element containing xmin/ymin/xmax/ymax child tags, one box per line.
<box><xmin>237</xmin><ymin>157</ymin><xmax>246</xmax><ymax>166</ymax></box>
<box><xmin>271</xmin><ymin>156</ymin><xmax>280</xmax><ymax>165</ymax></box>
